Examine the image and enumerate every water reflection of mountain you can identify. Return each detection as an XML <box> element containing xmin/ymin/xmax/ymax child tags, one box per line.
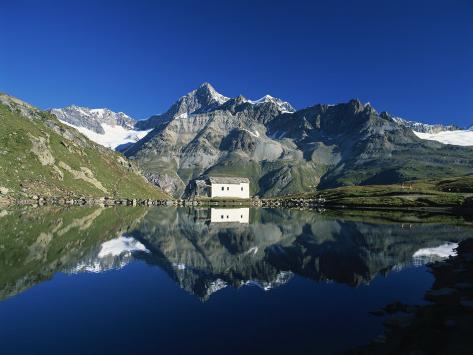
<box><xmin>0</xmin><ymin>207</ymin><xmax>471</xmax><ymax>301</ymax></box>
<box><xmin>0</xmin><ymin>207</ymin><xmax>148</xmax><ymax>300</ymax></box>
<box><xmin>131</xmin><ymin>208</ymin><xmax>473</xmax><ymax>299</ymax></box>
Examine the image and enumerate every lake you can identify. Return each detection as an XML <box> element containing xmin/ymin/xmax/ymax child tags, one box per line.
<box><xmin>0</xmin><ymin>207</ymin><xmax>470</xmax><ymax>354</ymax></box>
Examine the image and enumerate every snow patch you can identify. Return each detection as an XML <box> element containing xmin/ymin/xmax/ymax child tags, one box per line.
<box><xmin>413</xmin><ymin>242</ymin><xmax>458</xmax><ymax>259</ymax></box>
<box><xmin>414</xmin><ymin>130</ymin><xmax>473</xmax><ymax>146</ymax></box>
<box><xmin>244</xmin><ymin>271</ymin><xmax>293</xmax><ymax>291</ymax></box>
<box><xmin>60</xmin><ymin>120</ymin><xmax>151</xmax><ymax>150</ymax></box>
<box><xmin>248</xmin><ymin>95</ymin><xmax>275</xmax><ymax>104</ymax></box>
<box><xmin>173</xmin><ymin>263</ymin><xmax>186</xmax><ymax>270</ymax></box>
<box><xmin>248</xmin><ymin>94</ymin><xmax>295</xmax><ymax>113</ymax></box>
<box><xmin>177</xmin><ymin>112</ymin><xmax>189</xmax><ymax>119</ymax></box>
<box><xmin>207</xmin><ymin>279</ymin><xmax>228</xmax><ymax>296</ymax></box>
<box><xmin>98</xmin><ymin>236</ymin><xmax>149</xmax><ymax>258</ymax></box>
<box><xmin>245</xmin><ymin>246</ymin><xmax>259</xmax><ymax>255</ymax></box>
<box><xmin>240</xmin><ymin>128</ymin><xmax>260</xmax><ymax>138</ymax></box>
<box><xmin>213</xmin><ymin>92</ymin><xmax>230</xmax><ymax>104</ymax></box>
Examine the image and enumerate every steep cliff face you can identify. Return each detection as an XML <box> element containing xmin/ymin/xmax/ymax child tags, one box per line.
<box><xmin>124</xmin><ymin>84</ymin><xmax>473</xmax><ymax>197</ymax></box>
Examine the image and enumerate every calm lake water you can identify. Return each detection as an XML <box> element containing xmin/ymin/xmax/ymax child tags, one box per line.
<box><xmin>0</xmin><ymin>207</ymin><xmax>470</xmax><ymax>354</ymax></box>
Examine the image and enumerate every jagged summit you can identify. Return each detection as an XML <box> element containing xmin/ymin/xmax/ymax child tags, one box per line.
<box><xmin>194</xmin><ymin>82</ymin><xmax>230</xmax><ymax>105</ymax></box>
<box><xmin>249</xmin><ymin>94</ymin><xmax>295</xmax><ymax>113</ymax></box>
<box><xmin>235</xmin><ymin>94</ymin><xmax>247</xmax><ymax>103</ymax></box>
<box><xmin>135</xmin><ymin>83</ymin><xmax>295</xmax><ymax>130</ymax></box>
<box><xmin>199</xmin><ymin>82</ymin><xmax>212</xmax><ymax>89</ymax></box>
<box><xmin>162</xmin><ymin>82</ymin><xmax>230</xmax><ymax>119</ymax></box>
<box><xmin>181</xmin><ymin>83</ymin><xmax>296</xmax><ymax>114</ymax></box>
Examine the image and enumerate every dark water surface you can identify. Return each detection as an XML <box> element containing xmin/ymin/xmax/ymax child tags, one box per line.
<box><xmin>0</xmin><ymin>207</ymin><xmax>470</xmax><ymax>354</ymax></box>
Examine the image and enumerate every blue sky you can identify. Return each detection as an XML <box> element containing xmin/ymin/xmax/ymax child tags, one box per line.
<box><xmin>1</xmin><ymin>0</ymin><xmax>472</xmax><ymax>125</ymax></box>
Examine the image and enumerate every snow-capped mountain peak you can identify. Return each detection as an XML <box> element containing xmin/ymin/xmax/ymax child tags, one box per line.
<box><xmin>197</xmin><ymin>82</ymin><xmax>230</xmax><ymax>105</ymax></box>
<box><xmin>49</xmin><ymin>105</ymin><xmax>150</xmax><ymax>150</ymax></box>
<box><xmin>388</xmin><ymin>113</ymin><xmax>473</xmax><ymax>146</ymax></box>
<box><xmin>249</xmin><ymin>94</ymin><xmax>295</xmax><ymax>113</ymax></box>
<box><xmin>50</xmin><ymin>105</ymin><xmax>136</xmax><ymax>132</ymax></box>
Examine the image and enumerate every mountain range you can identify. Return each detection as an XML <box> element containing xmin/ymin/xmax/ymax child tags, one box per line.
<box><xmin>3</xmin><ymin>83</ymin><xmax>473</xmax><ymax>200</ymax></box>
<box><xmin>58</xmin><ymin>82</ymin><xmax>469</xmax><ymax>197</ymax></box>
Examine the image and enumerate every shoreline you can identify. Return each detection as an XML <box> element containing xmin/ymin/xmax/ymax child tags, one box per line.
<box><xmin>2</xmin><ymin>195</ymin><xmax>473</xmax><ymax>216</ymax></box>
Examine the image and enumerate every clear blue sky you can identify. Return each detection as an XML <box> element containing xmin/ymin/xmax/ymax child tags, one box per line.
<box><xmin>1</xmin><ymin>0</ymin><xmax>472</xmax><ymax>126</ymax></box>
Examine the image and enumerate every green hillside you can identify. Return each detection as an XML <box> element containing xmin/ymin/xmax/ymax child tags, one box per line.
<box><xmin>0</xmin><ymin>94</ymin><xmax>168</xmax><ymax>200</ymax></box>
<box><xmin>293</xmin><ymin>176</ymin><xmax>473</xmax><ymax>208</ymax></box>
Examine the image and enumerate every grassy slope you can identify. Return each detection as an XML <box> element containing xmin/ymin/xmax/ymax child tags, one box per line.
<box><xmin>284</xmin><ymin>176</ymin><xmax>473</xmax><ymax>208</ymax></box>
<box><xmin>0</xmin><ymin>100</ymin><xmax>168</xmax><ymax>199</ymax></box>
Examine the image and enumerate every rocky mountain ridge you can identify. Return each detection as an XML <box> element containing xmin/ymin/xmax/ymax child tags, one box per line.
<box><xmin>50</xmin><ymin>105</ymin><xmax>136</xmax><ymax>133</ymax></box>
<box><xmin>119</xmin><ymin>84</ymin><xmax>473</xmax><ymax>197</ymax></box>
<box><xmin>49</xmin><ymin>83</ymin><xmax>471</xmax><ymax>151</ymax></box>
<box><xmin>10</xmin><ymin>83</ymin><xmax>473</xmax><ymax>199</ymax></box>
<box><xmin>390</xmin><ymin>115</ymin><xmax>462</xmax><ymax>134</ymax></box>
